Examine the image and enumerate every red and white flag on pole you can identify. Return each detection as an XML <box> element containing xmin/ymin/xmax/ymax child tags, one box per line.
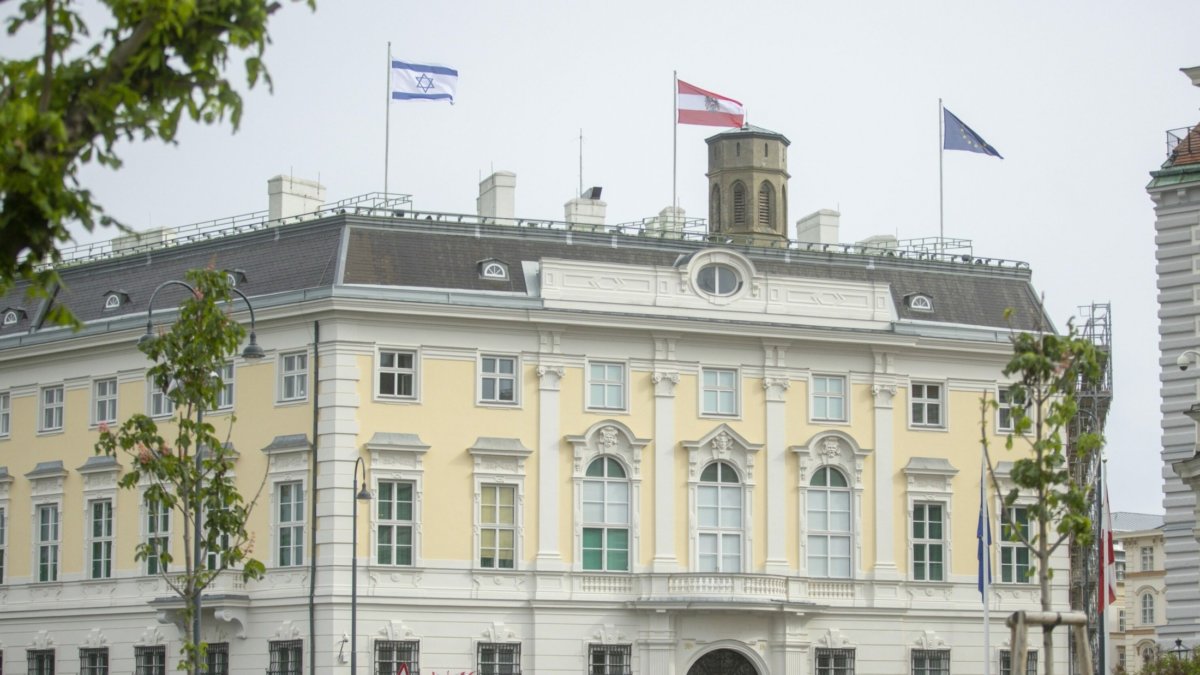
<box><xmin>1098</xmin><ymin>480</ymin><xmax>1117</xmax><ymax>612</ymax></box>
<box><xmin>677</xmin><ymin>79</ymin><xmax>745</xmax><ymax>128</ymax></box>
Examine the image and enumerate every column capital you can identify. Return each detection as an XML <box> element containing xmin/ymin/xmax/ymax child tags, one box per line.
<box><xmin>763</xmin><ymin>376</ymin><xmax>790</xmax><ymax>402</ymax></box>
<box><xmin>871</xmin><ymin>382</ymin><xmax>898</xmax><ymax>408</ymax></box>
<box><xmin>652</xmin><ymin>370</ymin><xmax>680</xmax><ymax>397</ymax></box>
<box><xmin>537</xmin><ymin>365</ymin><xmax>565</xmax><ymax>391</ymax></box>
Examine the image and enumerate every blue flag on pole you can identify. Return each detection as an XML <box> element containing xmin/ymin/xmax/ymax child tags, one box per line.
<box><xmin>944</xmin><ymin>107</ymin><xmax>1003</xmax><ymax>159</ymax></box>
<box><xmin>390</xmin><ymin>60</ymin><xmax>458</xmax><ymax>103</ymax></box>
<box><xmin>977</xmin><ymin>461</ymin><xmax>992</xmax><ymax>600</ymax></box>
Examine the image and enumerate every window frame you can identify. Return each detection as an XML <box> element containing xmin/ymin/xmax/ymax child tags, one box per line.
<box><xmin>588</xmin><ymin>643</ymin><xmax>632</xmax><ymax>675</ymax></box>
<box><xmin>1141</xmin><ymin>545</ymin><xmax>1154</xmax><ymax>571</ymax></box>
<box><xmin>999</xmin><ymin>505</ymin><xmax>1033</xmax><ymax>584</ymax></box>
<box><xmin>278</xmin><ymin>351</ymin><xmax>309</xmax><ymax>403</ymax></box>
<box><xmin>148</xmin><ymin>384</ymin><xmax>175</xmax><ymax>419</ymax></box>
<box><xmin>586</xmin><ymin>361</ymin><xmax>628</xmax><ymax>412</ymax></box>
<box><xmin>807</xmin><ymin>466</ymin><xmax>853</xmax><ymax>579</ymax></box>
<box><xmin>134</xmin><ymin>645</ymin><xmax>166</xmax><ymax>675</ymax></box>
<box><xmin>478</xmin><ymin>353</ymin><xmax>519</xmax><ymax>406</ymax></box>
<box><xmin>376</xmin><ymin>479</ymin><xmax>415</xmax><ymax>567</ymax></box>
<box><xmin>477</xmin><ymin>642</ymin><xmax>521</xmax><ymax>675</ymax></box>
<box><xmin>28</xmin><ymin>648</ymin><xmax>55</xmax><ymax>675</ymax></box>
<box><xmin>276</xmin><ymin>480</ymin><xmax>305</xmax><ymax>568</ymax></box>
<box><xmin>144</xmin><ymin>495</ymin><xmax>170</xmax><ymax>575</ymax></box>
<box><xmin>206</xmin><ymin>642</ymin><xmax>230</xmax><ymax>675</ymax></box>
<box><xmin>268</xmin><ymin>640</ymin><xmax>303</xmax><ymax>675</ymax></box>
<box><xmin>699</xmin><ymin>367</ymin><xmax>739</xmax><ymax>418</ymax></box>
<box><xmin>909</xmin><ymin>381</ymin><xmax>945</xmax><ymax>429</ymax></box>
<box><xmin>811</xmin><ymin>374</ymin><xmax>848</xmax><ymax>423</ymax></box>
<box><xmin>695</xmin><ymin>461</ymin><xmax>744</xmax><ymax>573</ymax></box>
<box><xmin>911</xmin><ymin>502</ymin><xmax>946</xmax><ymax>582</ymax></box>
<box><xmin>1141</xmin><ymin>591</ymin><xmax>1155</xmax><ymax>625</ymax></box>
<box><xmin>479</xmin><ymin>484</ymin><xmax>518</xmax><ymax>570</ymax></box>
<box><xmin>214</xmin><ymin>361</ymin><xmax>235</xmax><ymax>411</ymax></box>
<box><xmin>996</xmin><ymin>385</ymin><xmax>1027</xmax><ymax>433</ymax></box>
<box><xmin>0</xmin><ymin>390</ymin><xmax>9</xmax><ymax>437</ymax></box>
<box><xmin>39</xmin><ymin>384</ymin><xmax>65</xmax><ymax>433</ymax></box>
<box><xmin>93</xmin><ymin>378</ymin><xmax>118</xmax><ymax>427</ymax></box>
<box><xmin>80</xmin><ymin>647</ymin><xmax>109</xmax><ymax>675</ymax></box>
<box><xmin>0</xmin><ymin>504</ymin><xmax>6</xmax><ymax>584</ymax></box>
<box><xmin>910</xmin><ymin>649</ymin><xmax>950</xmax><ymax>675</ymax></box>
<box><xmin>37</xmin><ymin>502</ymin><xmax>60</xmax><ymax>582</ymax></box>
<box><xmin>374</xmin><ymin>640</ymin><xmax>419</xmax><ymax>675</ymax></box>
<box><xmin>88</xmin><ymin>498</ymin><xmax>114</xmax><ymax>579</ymax></box>
<box><xmin>581</xmin><ymin>457</ymin><xmax>632</xmax><ymax>573</ymax></box>
<box><xmin>376</xmin><ymin>348</ymin><xmax>419</xmax><ymax>402</ymax></box>
<box><xmin>999</xmin><ymin>649</ymin><xmax>1037</xmax><ymax>675</ymax></box>
<box><xmin>814</xmin><ymin>647</ymin><xmax>856</xmax><ymax>675</ymax></box>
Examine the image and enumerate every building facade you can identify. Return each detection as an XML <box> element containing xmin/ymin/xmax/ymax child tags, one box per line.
<box><xmin>1106</xmin><ymin>513</ymin><xmax>1166</xmax><ymax>672</ymax></box>
<box><xmin>0</xmin><ymin>128</ymin><xmax>1067</xmax><ymax>674</ymax></box>
<box><xmin>1153</xmin><ymin>65</ymin><xmax>1200</xmax><ymax>654</ymax></box>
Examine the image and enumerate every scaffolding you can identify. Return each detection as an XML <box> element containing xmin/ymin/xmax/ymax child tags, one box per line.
<box><xmin>1068</xmin><ymin>302</ymin><xmax>1113</xmax><ymax>674</ymax></box>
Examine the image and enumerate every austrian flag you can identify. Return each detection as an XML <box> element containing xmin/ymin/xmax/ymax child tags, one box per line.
<box><xmin>677</xmin><ymin>79</ymin><xmax>745</xmax><ymax>128</ymax></box>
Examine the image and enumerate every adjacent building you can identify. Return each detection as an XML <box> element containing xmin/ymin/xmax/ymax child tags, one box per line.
<box><xmin>1106</xmin><ymin>512</ymin><xmax>1166</xmax><ymax>671</ymax></box>
<box><xmin>0</xmin><ymin>127</ymin><xmax>1067</xmax><ymax>674</ymax></box>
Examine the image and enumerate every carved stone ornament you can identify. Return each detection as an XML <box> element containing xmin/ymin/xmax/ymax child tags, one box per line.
<box><xmin>913</xmin><ymin>630</ymin><xmax>947</xmax><ymax>649</ymax></box>
<box><xmin>712</xmin><ymin>432</ymin><xmax>735</xmax><ymax>458</ymax></box>
<box><xmin>137</xmin><ymin>626</ymin><xmax>165</xmax><ymax>646</ymax></box>
<box><xmin>871</xmin><ymin>383</ymin><xmax>897</xmax><ymax>404</ymax></box>
<box><xmin>652</xmin><ymin>370</ymin><xmax>680</xmax><ymax>396</ymax></box>
<box><xmin>378</xmin><ymin>620</ymin><xmax>417</xmax><ymax>641</ymax></box>
<box><xmin>482</xmin><ymin>621</ymin><xmax>518</xmax><ymax>642</ymax></box>
<box><xmin>275</xmin><ymin>620</ymin><xmax>302</xmax><ymax>640</ymax></box>
<box><xmin>599</xmin><ymin>426</ymin><xmax>620</xmax><ymax>450</ymax></box>
<box><xmin>821</xmin><ymin>437</ymin><xmax>842</xmax><ymax>460</ymax></box>
<box><xmin>536</xmin><ymin>365</ymin><xmax>565</xmax><ymax>390</ymax></box>
<box><xmin>30</xmin><ymin>630</ymin><xmax>54</xmax><ymax>649</ymax></box>
<box><xmin>815</xmin><ymin>628</ymin><xmax>854</xmax><ymax>648</ymax></box>
<box><xmin>592</xmin><ymin>623</ymin><xmax>627</xmax><ymax>645</ymax></box>
<box><xmin>762</xmin><ymin>376</ymin><xmax>790</xmax><ymax>401</ymax></box>
<box><xmin>81</xmin><ymin>628</ymin><xmax>107</xmax><ymax>649</ymax></box>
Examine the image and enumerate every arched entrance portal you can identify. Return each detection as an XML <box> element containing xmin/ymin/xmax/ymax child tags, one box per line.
<box><xmin>687</xmin><ymin>648</ymin><xmax>759</xmax><ymax>675</ymax></box>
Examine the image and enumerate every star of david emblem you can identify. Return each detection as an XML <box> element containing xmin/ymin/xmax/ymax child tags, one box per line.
<box><xmin>414</xmin><ymin>74</ymin><xmax>435</xmax><ymax>93</ymax></box>
<box><xmin>704</xmin><ymin>95</ymin><xmax>719</xmax><ymax>112</ymax></box>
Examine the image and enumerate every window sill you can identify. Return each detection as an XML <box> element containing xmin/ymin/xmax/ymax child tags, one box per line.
<box><xmin>274</xmin><ymin>397</ymin><xmax>310</xmax><ymax>407</ymax></box>
<box><xmin>476</xmin><ymin>401</ymin><xmax>521</xmax><ymax>409</ymax></box>
<box><xmin>810</xmin><ymin>417</ymin><xmax>850</xmax><ymax>426</ymax></box>
<box><xmin>375</xmin><ymin>395</ymin><xmax>420</xmax><ymax>405</ymax></box>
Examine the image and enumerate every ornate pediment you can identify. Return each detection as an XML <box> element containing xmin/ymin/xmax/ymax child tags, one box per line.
<box><xmin>682</xmin><ymin>424</ymin><xmax>762</xmax><ymax>482</ymax></box>
<box><xmin>566</xmin><ymin>420</ymin><xmax>650</xmax><ymax>477</ymax></box>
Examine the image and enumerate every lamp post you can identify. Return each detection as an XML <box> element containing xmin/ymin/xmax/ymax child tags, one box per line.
<box><xmin>1170</xmin><ymin>638</ymin><xmax>1189</xmax><ymax>660</ymax></box>
<box><xmin>351</xmin><ymin>456</ymin><xmax>373</xmax><ymax>674</ymax></box>
<box><xmin>140</xmin><ymin>278</ymin><xmax>265</xmax><ymax>671</ymax></box>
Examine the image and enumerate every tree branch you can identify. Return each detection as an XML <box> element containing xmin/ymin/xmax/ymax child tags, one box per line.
<box><xmin>38</xmin><ymin>0</ymin><xmax>54</xmax><ymax>113</ymax></box>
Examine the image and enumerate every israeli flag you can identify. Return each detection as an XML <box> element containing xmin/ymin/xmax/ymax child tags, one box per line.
<box><xmin>390</xmin><ymin>60</ymin><xmax>457</xmax><ymax>103</ymax></box>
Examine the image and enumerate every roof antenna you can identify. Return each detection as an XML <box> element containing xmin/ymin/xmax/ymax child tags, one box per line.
<box><xmin>579</xmin><ymin>128</ymin><xmax>584</xmax><ymax>197</ymax></box>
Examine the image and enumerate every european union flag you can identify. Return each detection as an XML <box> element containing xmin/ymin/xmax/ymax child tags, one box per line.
<box><xmin>944</xmin><ymin>107</ymin><xmax>1003</xmax><ymax>159</ymax></box>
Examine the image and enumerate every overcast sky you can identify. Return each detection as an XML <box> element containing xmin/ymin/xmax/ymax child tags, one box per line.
<box><xmin>10</xmin><ymin>2</ymin><xmax>1200</xmax><ymax>513</ymax></box>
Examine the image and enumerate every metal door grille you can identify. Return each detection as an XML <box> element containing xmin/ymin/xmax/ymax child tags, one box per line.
<box><xmin>268</xmin><ymin>639</ymin><xmax>302</xmax><ymax>675</ymax></box>
<box><xmin>375</xmin><ymin>640</ymin><xmax>420</xmax><ymax>675</ymax></box>
<box><xmin>815</xmin><ymin>648</ymin><xmax>855</xmax><ymax>675</ymax></box>
<box><xmin>588</xmin><ymin>644</ymin><xmax>632</xmax><ymax>675</ymax></box>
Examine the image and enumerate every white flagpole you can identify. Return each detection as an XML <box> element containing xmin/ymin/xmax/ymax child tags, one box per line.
<box><xmin>938</xmin><ymin>98</ymin><xmax>945</xmax><ymax>251</ymax></box>
<box><xmin>384</xmin><ymin>42</ymin><xmax>392</xmax><ymax>196</ymax></box>
<box><xmin>983</xmin><ymin>441</ymin><xmax>992</xmax><ymax>675</ymax></box>
<box><xmin>672</xmin><ymin>70</ymin><xmax>678</xmax><ymax>216</ymax></box>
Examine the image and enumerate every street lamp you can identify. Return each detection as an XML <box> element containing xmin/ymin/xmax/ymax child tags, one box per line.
<box><xmin>1170</xmin><ymin>638</ymin><xmax>1189</xmax><ymax>659</ymax></box>
<box><xmin>140</xmin><ymin>278</ymin><xmax>265</xmax><ymax>668</ymax></box>
<box><xmin>351</xmin><ymin>457</ymin><xmax>373</xmax><ymax>674</ymax></box>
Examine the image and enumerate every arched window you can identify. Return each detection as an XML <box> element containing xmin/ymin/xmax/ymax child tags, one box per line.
<box><xmin>697</xmin><ymin>461</ymin><xmax>742</xmax><ymax>572</ymax></box>
<box><xmin>710</xmin><ymin>185</ymin><xmax>722</xmax><ymax>231</ymax></box>
<box><xmin>732</xmin><ymin>182</ymin><xmax>747</xmax><ymax>227</ymax></box>
<box><xmin>808</xmin><ymin>466</ymin><xmax>851</xmax><ymax>578</ymax></box>
<box><xmin>1141</xmin><ymin>592</ymin><xmax>1155</xmax><ymax>624</ymax></box>
<box><xmin>757</xmin><ymin>181</ymin><xmax>774</xmax><ymax>229</ymax></box>
<box><xmin>582</xmin><ymin>457</ymin><xmax>629</xmax><ymax>571</ymax></box>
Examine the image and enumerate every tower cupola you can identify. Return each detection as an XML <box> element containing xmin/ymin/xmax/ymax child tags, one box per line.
<box><xmin>705</xmin><ymin>125</ymin><xmax>790</xmax><ymax>245</ymax></box>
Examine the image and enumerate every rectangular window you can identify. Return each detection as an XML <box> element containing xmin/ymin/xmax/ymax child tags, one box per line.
<box><xmin>588</xmin><ymin>362</ymin><xmax>626</xmax><ymax>411</ymax></box>
<box><xmin>477</xmin><ymin>643</ymin><xmax>521</xmax><ymax>675</ymax></box>
<box><xmin>912</xmin><ymin>503</ymin><xmax>945</xmax><ymax>581</ymax></box>
<box><xmin>216</xmin><ymin>362</ymin><xmax>235</xmax><ymax>410</ymax></box>
<box><xmin>479</xmin><ymin>484</ymin><xmax>516</xmax><ymax>569</ymax></box>
<box><xmin>206</xmin><ymin>507</ymin><xmax>231</xmax><ymax>571</ymax></box>
<box><xmin>40</xmin><ymin>385</ymin><xmax>64</xmax><ymax>431</ymax></box>
<box><xmin>697</xmin><ymin>478</ymin><xmax>743</xmax><ymax>573</ymax></box>
<box><xmin>377</xmin><ymin>481</ymin><xmax>414</xmax><ymax>566</ymax></box>
<box><xmin>815</xmin><ymin>648</ymin><xmax>856</xmax><ymax>675</ymax></box>
<box><xmin>206</xmin><ymin>642</ymin><xmax>230</xmax><ymax>675</ymax></box>
<box><xmin>997</xmin><ymin>386</ymin><xmax>1025</xmax><ymax>432</ymax></box>
<box><xmin>134</xmin><ymin>646</ymin><xmax>166</xmax><ymax>675</ymax></box>
<box><xmin>480</xmin><ymin>355</ymin><xmax>517</xmax><ymax>404</ymax></box>
<box><xmin>145</xmin><ymin>498</ymin><xmax>169</xmax><ymax>575</ymax></box>
<box><xmin>28</xmin><ymin>649</ymin><xmax>55</xmax><ymax>675</ymax></box>
<box><xmin>1001</xmin><ymin>506</ymin><xmax>1032</xmax><ymax>583</ymax></box>
<box><xmin>378</xmin><ymin>350</ymin><xmax>417</xmax><ymax>399</ymax></box>
<box><xmin>150</xmin><ymin>387</ymin><xmax>175</xmax><ymax>418</ymax></box>
<box><xmin>268</xmin><ymin>640</ymin><xmax>302</xmax><ymax>675</ymax></box>
<box><xmin>0</xmin><ymin>506</ymin><xmax>6</xmax><ymax>583</ymax></box>
<box><xmin>375</xmin><ymin>640</ymin><xmax>420</xmax><ymax>675</ymax></box>
<box><xmin>277</xmin><ymin>482</ymin><xmax>304</xmax><ymax>567</ymax></box>
<box><xmin>280</xmin><ymin>352</ymin><xmax>308</xmax><ymax>402</ymax></box>
<box><xmin>812</xmin><ymin>375</ymin><xmax>847</xmax><ymax>422</ymax></box>
<box><xmin>1141</xmin><ymin>546</ymin><xmax>1154</xmax><ymax>571</ymax></box>
<box><xmin>94</xmin><ymin>378</ymin><xmax>118</xmax><ymax>425</ymax></box>
<box><xmin>1119</xmin><ymin>610</ymin><xmax>1126</xmax><ymax>632</ymax></box>
<box><xmin>588</xmin><ymin>644</ymin><xmax>632</xmax><ymax>675</ymax></box>
<box><xmin>0</xmin><ymin>391</ymin><xmax>9</xmax><ymax>436</ymax></box>
<box><xmin>80</xmin><ymin>648</ymin><xmax>109</xmax><ymax>675</ymax></box>
<box><xmin>701</xmin><ymin>368</ymin><xmax>737</xmax><ymax>416</ymax></box>
<box><xmin>38</xmin><ymin>504</ymin><xmax>59</xmax><ymax>582</ymax></box>
<box><xmin>89</xmin><ymin>499</ymin><xmax>113</xmax><ymax>579</ymax></box>
<box><xmin>911</xmin><ymin>649</ymin><xmax>950</xmax><ymax>675</ymax></box>
<box><xmin>999</xmin><ymin>649</ymin><xmax>1038</xmax><ymax>675</ymax></box>
<box><xmin>910</xmin><ymin>382</ymin><xmax>943</xmax><ymax>428</ymax></box>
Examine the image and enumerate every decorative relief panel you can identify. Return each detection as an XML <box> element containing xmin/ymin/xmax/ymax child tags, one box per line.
<box><xmin>682</xmin><ymin>425</ymin><xmax>762</xmax><ymax>482</ymax></box>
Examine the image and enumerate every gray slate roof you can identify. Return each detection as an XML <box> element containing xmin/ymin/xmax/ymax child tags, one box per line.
<box><xmin>1112</xmin><ymin>512</ymin><xmax>1164</xmax><ymax>532</ymax></box>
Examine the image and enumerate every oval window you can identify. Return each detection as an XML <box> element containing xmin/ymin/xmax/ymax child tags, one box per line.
<box><xmin>697</xmin><ymin>264</ymin><xmax>741</xmax><ymax>296</ymax></box>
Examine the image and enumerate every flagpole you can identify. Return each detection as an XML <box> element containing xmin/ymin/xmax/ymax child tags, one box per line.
<box><xmin>672</xmin><ymin>70</ymin><xmax>678</xmax><ymax>217</ymax></box>
<box><xmin>384</xmin><ymin>42</ymin><xmax>392</xmax><ymax>196</ymax></box>
<box><xmin>1098</xmin><ymin>456</ymin><xmax>1108</xmax><ymax>675</ymax></box>
<box><xmin>982</xmin><ymin>442</ymin><xmax>992</xmax><ymax>675</ymax></box>
<box><xmin>938</xmin><ymin>98</ymin><xmax>945</xmax><ymax>253</ymax></box>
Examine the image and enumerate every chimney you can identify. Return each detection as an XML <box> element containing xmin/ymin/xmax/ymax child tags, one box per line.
<box><xmin>796</xmin><ymin>209</ymin><xmax>840</xmax><ymax>245</ymax></box>
<box><xmin>565</xmin><ymin>186</ymin><xmax>606</xmax><ymax>231</ymax></box>
<box><xmin>477</xmin><ymin>171</ymin><xmax>516</xmax><ymax>225</ymax></box>
<box><xmin>856</xmin><ymin>234</ymin><xmax>899</xmax><ymax>250</ymax></box>
<box><xmin>268</xmin><ymin>176</ymin><xmax>325</xmax><ymax>222</ymax></box>
<box><xmin>649</xmin><ymin>205</ymin><xmax>685</xmax><ymax>238</ymax></box>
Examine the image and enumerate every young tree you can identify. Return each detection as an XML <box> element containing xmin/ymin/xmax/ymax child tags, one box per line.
<box><xmin>0</xmin><ymin>0</ymin><xmax>314</xmax><ymax>319</ymax></box>
<box><xmin>96</xmin><ymin>268</ymin><xmax>265</xmax><ymax>675</ymax></box>
<box><xmin>985</xmin><ymin>318</ymin><xmax>1105</xmax><ymax>675</ymax></box>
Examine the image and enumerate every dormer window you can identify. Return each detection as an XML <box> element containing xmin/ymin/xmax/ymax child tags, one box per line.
<box><xmin>1</xmin><ymin>308</ymin><xmax>26</xmax><ymax>326</ymax></box>
<box><xmin>225</xmin><ymin>269</ymin><xmax>248</xmax><ymax>288</ymax></box>
<box><xmin>102</xmin><ymin>291</ymin><xmax>130</xmax><ymax>311</ymax></box>
<box><xmin>906</xmin><ymin>293</ymin><xmax>934</xmax><ymax>312</ymax></box>
<box><xmin>479</xmin><ymin>260</ymin><xmax>508</xmax><ymax>280</ymax></box>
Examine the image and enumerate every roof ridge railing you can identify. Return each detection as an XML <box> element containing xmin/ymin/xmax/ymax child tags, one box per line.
<box><xmin>1167</xmin><ymin>125</ymin><xmax>1197</xmax><ymax>158</ymax></box>
<box><xmin>43</xmin><ymin>192</ymin><xmax>1029</xmax><ymax>272</ymax></box>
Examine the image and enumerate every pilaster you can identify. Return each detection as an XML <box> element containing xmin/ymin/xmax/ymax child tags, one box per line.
<box><xmin>763</xmin><ymin>372</ymin><xmax>790</xmax><ymax>574</ymax></box>
<box><xmin>535</xmin><ymin>364</ymin><xmax>565</xmax><ymax>570</ymax></box>
<box><xmin>652</xmin><ymin>353</ymin><xmax>680</xmax><ymax>572</ymax></box>
<box><xmin>871</xmin><ymin>349</ymin><xmax>900</xmax><ymax>582</ymax></box>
